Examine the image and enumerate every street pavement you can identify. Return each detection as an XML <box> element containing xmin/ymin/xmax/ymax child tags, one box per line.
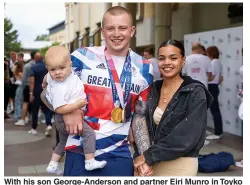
<box><xmin>4</xmin><ymin>116</ymin><xmax>243</xmax><ymax>176</ymax></box>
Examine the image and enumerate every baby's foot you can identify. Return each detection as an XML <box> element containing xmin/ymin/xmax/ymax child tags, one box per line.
<box><xmin>85</xmin><ymin>159</ymin><xmax>107</xmax><ymax>171</ymax></box>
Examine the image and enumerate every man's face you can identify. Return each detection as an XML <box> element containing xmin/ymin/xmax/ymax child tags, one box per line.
<box><xmin>102</xmin><ymin>13</ymin><xmax>135</xmax><ymax>56</ymax></box>
<box><xmin>10</xmin><ymin>52</ymin><xmax>16</xmax><ymax>61</ymax></box>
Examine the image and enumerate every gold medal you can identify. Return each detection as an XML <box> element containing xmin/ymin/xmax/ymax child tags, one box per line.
<box><xmin>111</xmin><ymin>107</ymin><xmax>123</xmax><ymax>123</ymax></box>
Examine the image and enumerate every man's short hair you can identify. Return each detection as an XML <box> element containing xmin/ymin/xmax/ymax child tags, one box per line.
<box><xmin>102</xmin><ymin>6</ymin><xmax>133</xmax><ymax>27</ymax></box>
<box><xmin>30</xmin><ymin>51</ymin><xmax>37</xmax><ymax>60</ymax></box>
<box><xmin>144</xmin><ymin>48</ymin><xmax>154</xmax><ymax>56</ymax></box>
<box><xmin>17</xmin><ymin>52</ymin><xmax>24</xmax><ymax>58</ymax></box>
<box><xmin>192</xmin><ymin>43</ymin><xmax>203</xmax><ymax>51</ymax></box>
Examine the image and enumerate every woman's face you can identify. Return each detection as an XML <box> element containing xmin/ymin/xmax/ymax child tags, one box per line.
<box><xmin>158</xmin><ymin>45</ymin><xmax>185</xmax><ymax>79</ymax></box>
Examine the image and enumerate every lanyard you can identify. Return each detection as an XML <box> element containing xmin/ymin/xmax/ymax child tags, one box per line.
<box><xmin>104</xmin><ymin>47</ymin><xmax>132</xmax><ymax>109</ymax></box>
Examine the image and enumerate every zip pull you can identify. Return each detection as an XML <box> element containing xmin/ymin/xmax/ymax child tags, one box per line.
<box><xmin>186</xmin><ymin>117</ymin><xmax>188</xmax><ymax>122</ymax></box>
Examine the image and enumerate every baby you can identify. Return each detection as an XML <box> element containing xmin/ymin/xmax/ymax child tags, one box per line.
<box><xmin>44</xmin><ymin>46</ymin><xmax>107</xmax><ymax>174</ymax></box>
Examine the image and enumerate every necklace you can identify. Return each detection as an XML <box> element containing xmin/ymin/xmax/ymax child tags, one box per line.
<box><xmin>161</xmin><ymin>81</ymin><xmax>183</xmax><ymax>104</ymax></box>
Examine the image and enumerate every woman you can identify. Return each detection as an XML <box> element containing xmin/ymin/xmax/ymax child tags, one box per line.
<box><xmin>206</xmin><ymin>46</ymin><xmax>224</xmax><ymax>140</ymax></box>
<box><xmin>13</xmin><ymin>62</ymin><xmax>24</xmax><ymax>121</ymax></box>
<box><xmin>134</xmin><ymin>40</ymin><xmax>213</xmax><ymax>176</ymax></box>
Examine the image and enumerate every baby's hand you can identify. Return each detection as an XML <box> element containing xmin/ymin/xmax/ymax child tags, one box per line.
<box><xmin>75</xmin><ymin>99</ymin><xmax>88</xmax><ymax>109</ymax></box>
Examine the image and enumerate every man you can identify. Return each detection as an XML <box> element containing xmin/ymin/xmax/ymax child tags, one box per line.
<box><xmin>8</xmin><ymin>51</ymin><xmax>18</xmax><ymax>113</ymax></box>
<box><xmin>29</xmin><ymin>52</ymin><xmax>53</xmax><ymax>136</ymax></box>
<box><xmin>143</xmin><ymin>47</ymin><xmax>161</xmax><ymax>81</ymax></box>
<box><xmin>41</xmin><ymin>6</ymin><xmax>153</xmax><ymax>176</ymax></box>
<box><xmin>182</xmin><ymin>43</ymin><xmax>213</xmax><ymax>88</ymax></box>
<box><xmin>4</xmin><ymin>57</ymin><xmax>11</xmax><ymax>119</ymax></box>
<box><xmin>183</xmin><ymin>43</ymin><xmax>213</xmax><ymax>146</ymax></box>
<box><xmin>9</xmin><ymin>51</ymin><xmax>17</xmax><ymax>72</ymax></box>
<box><xmin>15</xmin><ymin>51</ymin><xmax>36</xmax><ymax>126</ymax></box>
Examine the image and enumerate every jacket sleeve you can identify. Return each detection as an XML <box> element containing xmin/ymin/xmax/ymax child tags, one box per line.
<box><xmin>143</xmin><ymin>86</ymin><xmax>208</xmax><ymax>166</ymax></box>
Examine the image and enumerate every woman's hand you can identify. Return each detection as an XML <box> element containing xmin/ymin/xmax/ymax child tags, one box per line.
<box><xmin>134</xmin><ymin>154</ymin><xmax>153</xmax><ymax>176</ymax></box>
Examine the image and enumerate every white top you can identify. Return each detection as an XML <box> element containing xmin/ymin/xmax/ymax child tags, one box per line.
<box><xmin>46</xmin><ymin>72</ymin><xmax>86</xmax><ymax>110</ymax></box>
<box><xmin>149</xmin><ymin>58</ymin><xmax>161</xmax><ymax>82</ymax></box>
<box><xmin>111</xmin><ymin>55</ymin><xmax>126</xmax><ymax>76</ymax></box>
<box><xmin>182</xmin><ymin>54</ymin><xmax>212</xmax><ymax>87</ymax></box>
<box><xmin>208</xmin><ymin>59</ymin><xmax>223</xmax><ymax>84</ymax></box>
<box><xmin>153</xmin><ymin>107</ymin><xmax>164</xmax><ymax>125</ymax></box>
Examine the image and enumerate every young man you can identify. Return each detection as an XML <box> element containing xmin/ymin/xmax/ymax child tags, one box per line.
<box><xmin>41</xmin><ymin>6</ymin><xmax>153</xmax><ymax>176</ymax></box>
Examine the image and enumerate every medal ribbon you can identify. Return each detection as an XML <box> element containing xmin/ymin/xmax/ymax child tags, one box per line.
<box><xmin>104</xmin><ymin>47</ymin><xmax>132</xmax><ymax>109</ymax></box>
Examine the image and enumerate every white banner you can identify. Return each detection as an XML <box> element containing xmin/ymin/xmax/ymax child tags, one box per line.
<box><xmin>184</xmin><ymin>26</ymin><xmax>243</xmax><ymax>136</ymax></box>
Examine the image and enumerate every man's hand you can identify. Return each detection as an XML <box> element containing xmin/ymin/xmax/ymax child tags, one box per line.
<box><xmin>63</xmin><ymin>109</ymin><xmax>83</xmax><ymax>135</ymax></box>
<box><xmin>42</xmin><ymin>74</ymin><xmax>48</xmax><ymax>89</ymax></box>
<box><xmin>134</xmin><ymin>154</ymin><xmax>146</xmax><ymax>168</ymax></box>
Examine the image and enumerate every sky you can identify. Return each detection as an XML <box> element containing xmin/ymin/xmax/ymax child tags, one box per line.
<box><xmin>4</xmin><ymin>2</ymin><xmax>65</xmax><ymax>44</ymax></box>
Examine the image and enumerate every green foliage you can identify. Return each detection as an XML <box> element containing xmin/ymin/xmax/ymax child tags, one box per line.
<box><xmin>39</xmin><ymin>41</ymin><xmax>61</xmax><ymax>57</ymax></box>
<box><xmin>35</xmin><ymin>34</ymin><xmax>49</xmax><ymax>41</ymax></box>
<box><xmin>4</xmin><ymin>18</ymin><xmax>22</xmax><ymax>57</ymax></box>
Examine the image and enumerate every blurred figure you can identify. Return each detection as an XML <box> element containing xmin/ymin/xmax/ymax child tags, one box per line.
<box><xmin>4</xmin><ymin>57</ymin><xmax>11</xmax><ymax>119</ymax></box>
<box><xmin>201</xmin><ymin>45</ymin><xmax>207</xmax><ymax>56</ymax></box>
<box><xmin>206</xmin><ymin>46</ymin><xmax>223</xmax><ymax>140</ymax></box>
<box><xmin>9</xmin><ymin>51</ymin><xmax>18</xmax><ymax>113</ymax></box>
<box><xmin>13</xmin><ymin>62</ymin><xmax>24</xmax><ymax>121</ymax></box>
<box><xmin>15</xmin><ymin>51</ymin><xmax>36</xmax><ymax>126</ymax></box>
<box><xmin>17</xmin><ymin>52</ymin><xmax>24</xmax><ymax>64</ymax></box>
<box><xmin>182</xmin><ymin>43</ymin><xmax>213</xmax><ymax>88</ymax></box>
<box><xmin>9</xmin><ymin>51</ymin><xmax>17</xmax><ymax>72</ymax></box>
<box><xmin>143</xmin><ymin>47</ymin><xmax>161</xmax><ymax>81</ymax></box>
<box><xmin>28</xmin><ymin>52</ymin><xmax>53</xmax><ymax>136</ymax></box>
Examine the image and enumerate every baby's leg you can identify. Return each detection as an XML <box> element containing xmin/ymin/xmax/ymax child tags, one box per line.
<box><xmin>82</xmin><ymin>121</ymin><xmax>107</xmax><ymax>171</ymax></box>
<box><xmin>47</xmin><ymin>114</ymin><xmax>68</xmax><ymax>175</ymax></box>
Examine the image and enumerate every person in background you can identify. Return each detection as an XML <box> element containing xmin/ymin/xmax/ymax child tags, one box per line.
<box><xmin>182</xmin><ymin>43</ymin><xmax>213</xmax><ymax>146</ymax></box>
<box><xmin>9</xmin><ymin>51</ymin><xmax>18</xmax><ymax>113</ymax></box>
<box><xmin>13</xmin><ymin>62</ymin><xmax>24</xmax><ymax>121</ymax></box>
<box><xmin>206</xmin><ymin>46</ymin><xmax>224</xmax><ymax>140</ymax></box>
<box><xmin>182</xmin><ymin>43</ymin><xmax>213</xmax><ymax>88</ymax></box>
<box><xmin>28</xmin><ymin>52</ymin><xmax>53</xmax><ymax>136</ymax></box>
<box><xmin>4</xmin><ymin>57</ymin><xmax>11</xmax><ymax>119</ymax></box>
<box><xmin>201</xmin><ymin>45</ymin><xmax>207</xmax><ymax>56</ymax></box>
<box><xmin>143</xmin><ymin>47</ymin><xmax>161</xmax><ymax>81</ymax></box>
<box><xmin>15</xmin><ymin>51</ymin><xmax>36</xmax><ymax>126</ymax></box>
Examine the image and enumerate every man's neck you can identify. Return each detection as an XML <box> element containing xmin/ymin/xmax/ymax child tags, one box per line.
<box><xmin>106</xmin><ymin>46</ymin><xmax>129</xmax><ymax>57</ymax></box>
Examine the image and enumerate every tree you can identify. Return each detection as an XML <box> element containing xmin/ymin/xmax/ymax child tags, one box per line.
<box><xmin>39</xmin><ymin>41</ymin><xmax>61</xmax><ymax>57</ymax></box>
<box><xmin>35</xmin><ymin>34</ymin><xmax>49</xmax><ymax>41</ymax></box>
<box><xmin>4</xmin><ymin>18</ymin><xmax>22</xmax><ymax>58</ymax></box>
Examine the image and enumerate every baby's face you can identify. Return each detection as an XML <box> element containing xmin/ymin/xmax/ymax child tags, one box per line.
<box><xmin>47</xmin><ymin>59</ymin><xmax>72</xmax><ymax>82</ymax></box>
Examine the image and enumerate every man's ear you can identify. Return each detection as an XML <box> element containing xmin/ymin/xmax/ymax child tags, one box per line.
<box><xmin>130</xmin><ymin>26</ymin><xmax>136</xmax><ymax>38</ymax></box>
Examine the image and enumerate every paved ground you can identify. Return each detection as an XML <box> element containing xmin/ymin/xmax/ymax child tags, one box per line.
<box><xmin>4</xmin><ymin>116</ymin><xmax>243</xmax><ymax>176</ymax></box>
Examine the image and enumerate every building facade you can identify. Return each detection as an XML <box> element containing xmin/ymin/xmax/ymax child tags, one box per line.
<box><xmin>47</xmin><ymin>20</ymin><xmax>66</xmax><ymax>44</ymax></box>
<box><xmin>64</xmin><ymin>3</ymin><xmax>243</xmax><ymax>54</ymax></box>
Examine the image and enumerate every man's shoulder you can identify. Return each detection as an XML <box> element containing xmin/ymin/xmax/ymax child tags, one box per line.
<box><xmin>72</xmin><ymin>46</ymin><xmax>105</xmax><ymax>57</ymax></box>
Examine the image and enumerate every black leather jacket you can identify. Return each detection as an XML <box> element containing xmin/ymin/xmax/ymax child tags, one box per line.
<box><xmin>143</xmin><ymin>76</ymin><xmax>213</xmax><ymax>166</ymax></box>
